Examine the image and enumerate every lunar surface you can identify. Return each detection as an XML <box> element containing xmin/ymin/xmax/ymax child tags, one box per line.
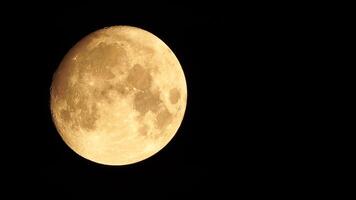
<box><xmin>50</xmin><ymin>26</ymin><xmax>187</xmax><ymax>165</ymax></box>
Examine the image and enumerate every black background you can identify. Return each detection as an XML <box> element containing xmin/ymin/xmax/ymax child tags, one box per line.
<box><xmin>1</xmin><ymin>2</ymin><xmax>322</xmax><ymax>197</ymax></box>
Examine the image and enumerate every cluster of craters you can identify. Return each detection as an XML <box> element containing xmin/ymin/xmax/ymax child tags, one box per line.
<box><xmin>53</xmin><ymin>40</ymin><xmax>181</xmax><ymax>139</ymax></box>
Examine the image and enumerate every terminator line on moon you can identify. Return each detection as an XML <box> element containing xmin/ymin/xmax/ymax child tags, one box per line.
<box><xmin>50</xmin><ymin>26</ymin><xmax>187</xmax><ymax>165</ymax></box>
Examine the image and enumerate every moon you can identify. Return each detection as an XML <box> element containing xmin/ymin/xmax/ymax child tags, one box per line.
<box><xmin>50</xmin><ymin>26</ymin><xmax>187</xmax><ymax>165</ymax></box>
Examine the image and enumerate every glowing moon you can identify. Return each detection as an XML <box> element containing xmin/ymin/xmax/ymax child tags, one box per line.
<box><xmin>50</xmin><ymin>26</ymin><xmax>187</xmax><ymax>165</ymax></box>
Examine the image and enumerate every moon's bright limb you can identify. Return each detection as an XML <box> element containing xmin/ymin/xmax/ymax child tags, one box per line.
<box><xmin>50</xmin><ymin>26</ymin><xmax>187</xmax><ymax>165</ymax></box>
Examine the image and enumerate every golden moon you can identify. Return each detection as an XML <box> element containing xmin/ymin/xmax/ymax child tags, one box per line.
<box><xmin>50</xmin><ymin>26</ymin><xmax>187</xmax><ymax>165</ymax></box>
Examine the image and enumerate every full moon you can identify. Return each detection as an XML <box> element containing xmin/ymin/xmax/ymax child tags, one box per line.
<box><xmin>50</xmin><ymin>26</ymin><xmax>187</xmax><ymax>165</ymax></box>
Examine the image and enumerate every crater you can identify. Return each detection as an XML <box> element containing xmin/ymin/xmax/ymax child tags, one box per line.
<box><xmin>127</xmin><ymin>64</ymin><xmax>152</xmax><ymax>90</ymax></box>
<box><xmin>169</xmin><ymin>88</ymin><xmax>180</xmax><ymax>104</ymax></box>
<box><xmin>133</xmin><ymin>90</ymin><xmax>161</xmax><ymax>115</ymax></box>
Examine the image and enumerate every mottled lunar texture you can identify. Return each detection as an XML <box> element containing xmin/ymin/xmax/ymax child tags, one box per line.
<box><xmin>50</xmin><ymin>26</ymin><xmax>187</xmax><ymax>165</ymax></box>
